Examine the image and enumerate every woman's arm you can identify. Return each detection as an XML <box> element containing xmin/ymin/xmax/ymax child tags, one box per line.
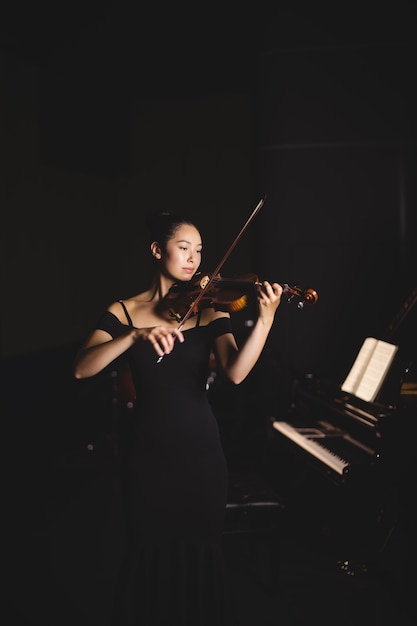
<box><xmin>73</xmin><ymin>324</ymin><xmax>185</xmax><ymax>379</ymax></box>
<box><xmin>73</xmin><ymin>327</ymin><xmax>141</xmax><ymax>379</ymax></box>
<box><xmin>213</xmin><ymin>281</ymin><xmax>282</xmax><ymax>385</ymax></box>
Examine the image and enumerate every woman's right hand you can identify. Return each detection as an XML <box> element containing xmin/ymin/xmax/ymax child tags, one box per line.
<box><xmin>142</xmin><ymin>326</ymin><xmax>184</xmax><ymax>358</ymax></box>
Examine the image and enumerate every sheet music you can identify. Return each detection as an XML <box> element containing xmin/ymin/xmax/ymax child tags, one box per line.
<box><xmin>341</xmin><ymin>337</ymin><xmax>398</xmax><ymax>403</ymax></box>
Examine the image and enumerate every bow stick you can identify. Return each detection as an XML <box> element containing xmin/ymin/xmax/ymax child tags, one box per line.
<box><xmin>157</xmin><ymin>195</ymin><xmax>267</xmax><ymax>362</ymax></box>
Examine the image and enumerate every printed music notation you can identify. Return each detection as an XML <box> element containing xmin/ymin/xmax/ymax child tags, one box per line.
<box><xmin>341</xmin><ymin>337</ymin><xmax>399</xmax><ymax>403</ymax></box>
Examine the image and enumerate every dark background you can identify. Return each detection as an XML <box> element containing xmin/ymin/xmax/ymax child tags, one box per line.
<box><xmin>2</xmin><ymin>3</ymin><xmax>417</xmax><ymax>625</ymax></box>
<box><xmin>2</xmin><ymin>1</ymin><xmax>416</xmax><ymax>453</ymax></box>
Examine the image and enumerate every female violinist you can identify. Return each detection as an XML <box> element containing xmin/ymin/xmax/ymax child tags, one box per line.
<box><xmin>73</xmin><ymin>211</ymin><xmax>283</xmax><ymax>626</ymax></box>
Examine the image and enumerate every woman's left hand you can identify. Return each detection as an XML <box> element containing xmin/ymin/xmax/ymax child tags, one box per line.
<box><xmin>255</xmin><ymin>281</ymin><xmax>283</xmax><ymax>322</ymax></box>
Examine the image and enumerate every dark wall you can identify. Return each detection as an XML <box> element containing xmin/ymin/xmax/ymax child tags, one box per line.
<box><xmin>1</xmin><ymin>6</ymin><xmax>256</xmax><ymax>359</ymax></box>
<box><xmin>2</xmin><ymin>4</ymin><xmax>416</xmax><ymax>453</ymax></box>
<box><xmin>252</xmin><ymin>24</ymin><xmax>416</xmax><ymax>384</ymax></box>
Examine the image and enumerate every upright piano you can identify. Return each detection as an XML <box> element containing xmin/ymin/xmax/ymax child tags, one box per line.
<box><xmin>265</xmin><ymin>287</ymin><xmax>417</xmax><ymax>567</ymax></box>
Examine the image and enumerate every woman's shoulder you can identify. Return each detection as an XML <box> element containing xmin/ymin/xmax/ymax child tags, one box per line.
<box><xmin>198</xmin><ymin>307</ymin><xmax>231</xmax><ymax>325</ymax></box>
<box><xmin>94</xmin><ymin>307</ymin><xmax>129</xmax><ymax>337</ymax></box>
<box><xmin>107</xmin><ymin>292</ymin><xmax>149</xmax><ymax>317</ymax></box>
<box><xmin>199</xmin><ymin>309</ymin><xmax>233</xmax><ymax>339</ymax></box>
<box><xmin>107</xmin><ymin>300</ymin><xmax>129</xmax><ymax>322</ymax></box>
<box><xmin>107</xmin><ymin>291</ymin><xmax>160</xmax><ymax>329</ymax></box>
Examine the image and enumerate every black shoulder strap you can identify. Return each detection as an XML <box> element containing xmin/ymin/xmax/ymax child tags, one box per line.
<box><xmin>119</xmin><ymin>300</ymin><xmax>133</xmax><ymax>327</ymax></box>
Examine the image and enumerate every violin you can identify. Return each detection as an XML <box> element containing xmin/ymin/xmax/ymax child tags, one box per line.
<box><xmin>163</xmin><ymin>272</ymin><xmax>319</xmax><ymax>323</ymax></box>
<box><xmin>156</xmin><ymin>196</ymin><xmax>319</xmax><ymax>362</ymax></box>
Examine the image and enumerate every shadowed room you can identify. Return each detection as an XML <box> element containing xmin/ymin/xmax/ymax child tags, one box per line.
<box><xmin>2</xmin><ymin>2</ymin><xmax>416</xmax><ymax>625</ymax></box>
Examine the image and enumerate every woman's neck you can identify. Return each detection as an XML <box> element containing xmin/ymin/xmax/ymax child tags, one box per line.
<box><xmin>151</xmin><ymin>274</ymin><xmax>176</xmax><ymax>300</ymax></box>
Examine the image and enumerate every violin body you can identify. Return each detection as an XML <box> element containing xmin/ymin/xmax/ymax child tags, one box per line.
<box><xmin>163</xmin><ymin>272</ymin><xmax>318</xmax><ymax>323</ymax></box>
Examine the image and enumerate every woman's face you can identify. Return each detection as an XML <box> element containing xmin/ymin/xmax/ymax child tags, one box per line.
<box><xmin>161</xmin><ymin>224</ymin><xmax>202</xmax><ymax>282</ymax></box>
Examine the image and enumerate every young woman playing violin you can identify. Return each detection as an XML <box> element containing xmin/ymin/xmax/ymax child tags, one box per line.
<box><xmin>73</xmin><ymin>212</ymin><xmax>282</xmax><ymax>626</ymax></box>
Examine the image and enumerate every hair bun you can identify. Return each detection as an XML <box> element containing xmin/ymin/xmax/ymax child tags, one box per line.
<box><xmin>145</xmin><ymin>212</ymin><xmax>197</xmax><ymax>248</ymax></box>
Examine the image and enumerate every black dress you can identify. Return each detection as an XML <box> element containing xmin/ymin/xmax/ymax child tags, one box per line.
<box><xmin>96</xmin><ymin>304</ymin><xmax>237</xmax><ymax>626</ymax></box>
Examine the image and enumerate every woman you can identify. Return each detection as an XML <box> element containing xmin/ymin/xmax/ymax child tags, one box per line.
<box><xmin>73</xmin><ymin>212</ymin><xmax>282</xmax><ymax>626</ymax></box>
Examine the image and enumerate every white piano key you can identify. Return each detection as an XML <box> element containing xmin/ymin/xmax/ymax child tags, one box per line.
<box><xmin>272</xmin><ymin>421</ymin><xmax>350</xmax><ymax>475</ymax></box>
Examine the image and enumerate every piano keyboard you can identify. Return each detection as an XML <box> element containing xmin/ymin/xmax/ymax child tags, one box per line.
<box><xmin>272</xmin><ymin>421</ymin><xmax>350</xmax><ymax>475</ymax></box>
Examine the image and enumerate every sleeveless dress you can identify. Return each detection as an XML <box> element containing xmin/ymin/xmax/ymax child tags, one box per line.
<box><xmin>96</xmin><ymin>303</ymin><xmax>238</xmax><ymax>626</ymax></box>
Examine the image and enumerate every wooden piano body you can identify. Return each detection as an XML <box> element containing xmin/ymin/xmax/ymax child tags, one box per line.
<box><xmin>264</xmin><ymin>288</ymin><xmax>417</xmax><ymax>570</ymax></box>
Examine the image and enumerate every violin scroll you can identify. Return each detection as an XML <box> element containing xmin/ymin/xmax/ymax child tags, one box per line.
<box><xmin>282</xmin><ymin>284</ymin><xmax>319</xmax><ymax>309</ymax></box>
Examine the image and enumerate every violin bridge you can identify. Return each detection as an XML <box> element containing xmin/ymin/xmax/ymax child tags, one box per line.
<box><xmin>199</xmin><ymin>275</ymin><xmax>211</xmax><ymax>289</ymax></box>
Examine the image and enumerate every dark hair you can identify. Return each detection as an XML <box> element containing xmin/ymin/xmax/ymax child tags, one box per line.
<box><xmin>145</xmin><ymin>212</ymin><xmax>199</xmax><ymax>252</ymax></box>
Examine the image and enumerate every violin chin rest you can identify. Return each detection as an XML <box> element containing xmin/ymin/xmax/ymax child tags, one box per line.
<box><xmin>168</xmin><ymin>308</ymin><xmax>184</xmax><ymax>323</ymax></box>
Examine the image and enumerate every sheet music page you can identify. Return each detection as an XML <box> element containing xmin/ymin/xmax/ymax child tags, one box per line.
<box><xmin>341</xmin><ymin>337</ymin><xmax>399</xmax><ymax>403</ymax></box>
<box><xmin>354</xmin><ymin>340</ymin><xmax>398</xmax><ymax>402</ymax></box>
<box><xmin>341</xmin><ymin>337</ymin><xmax>378</xmax><ymax>395</ymax></box>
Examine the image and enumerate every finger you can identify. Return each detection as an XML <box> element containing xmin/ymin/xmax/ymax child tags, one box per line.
<box><xmin>157</xmin><ymin>334</ymin><xmax>172</xmax><ymax>354</ymax></box>
<box><xmin>257</xmin><ymin>281</ymin><xmax>273</xmax><ymax>300</ymax></box>
<box><xmin>150</xmin><ymin>337</ymin><xmax>165</xmax><ymax>357</ymax></box>
<box><xmin>272</xmin><ymin>283</ymin><xmax>283</xmax><ymax>298</ymax></box>
<box><xmin>159</xmin><ymin>329</ymin><xmax>183</xmax><ymax>354</ymax></box>
<box><xmin>171</xmin><ymin>329</ymin><xmax>184</xmax><ymax>343</ymax></box>
<box><xmin>149</xmin><ymin>329</ymin><xmax>168</xmax><ymax>354</ymax></box>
